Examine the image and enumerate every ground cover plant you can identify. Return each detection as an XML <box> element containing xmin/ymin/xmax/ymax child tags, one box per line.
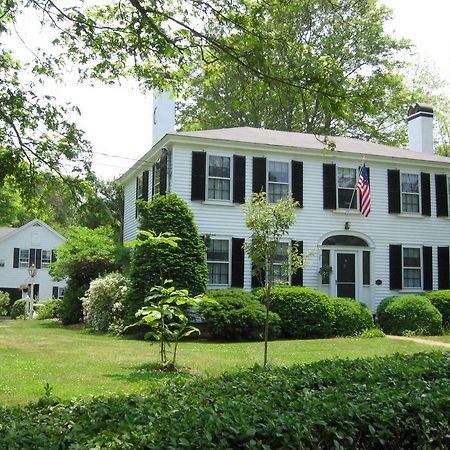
<box><xmin>0</xmin><ymin>320</ymin><xmax>435</xmax><ymax>406</ymax></box>
<box><xmin>0</xmin><ymin>352</ymin><xmax>448</xmax><ymax>449</ymax></box>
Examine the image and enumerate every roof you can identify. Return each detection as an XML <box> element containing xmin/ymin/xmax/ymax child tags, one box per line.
<box><xmin>0</xmin><ymin>227</ymin><xmax>15</xmax><ymax>239</ymax></box>
<box><xmin>0</xmin><ymin>219</ymin><xmax>65</xmax><ymax>244</ymax></box>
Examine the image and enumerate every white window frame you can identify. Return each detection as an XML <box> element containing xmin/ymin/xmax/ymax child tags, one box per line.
<box><xmin>41</xmin><ymin>250</ymin><xmax>52</xmax><ymax>269</ymax></box>
<box><xmin>400</xmin><ymin>172</ymin><xmax>421</xmax><ymax>214</ymax></box>
<box><xmin>206</xmin><ymin>237</ymin><xmax>231</xmax><ymax>287</ymax></box>
<box><xmin>267</xmin><ymin>160</ymin><xmax>290</xmax><ymax>204</ymax></box>
<box><xmin>402</xmin><ymin>246</ymin><xmax>422</xmax><ymax>290</ymax></box>
<box><xmin>136</xmin><ymin>173</ymin><xmax>145</xmax><ymax>200</ymax></box>
<box><xmin>206</xmin><ymin>154</ymin><xmax>233</xmax><ymax>202</ymax></box>
<box><xmin>57</xmin><ymin>287</ymin><xmax>65</xmax><ymax>299</ymax></box>
<box><xmin>152</xmin><ymin>161</ymin><xmax>161</xmax><ymax>197</ymax></box>
<box><xmin>272</xmin><ymin>241</ymin><xmax>290</xmax><ymax>285</ymax></box>
<box><xmin>336</xmin><ymin>166</ymin><xmax>358</xmax><ymax>210</ymax></box>
<box><xmin>19</xmin><ymin>249</ymin><xmax>29</xmax><ymax>268</ymax></box>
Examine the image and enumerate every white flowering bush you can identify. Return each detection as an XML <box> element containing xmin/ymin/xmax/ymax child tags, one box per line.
<box><xmin>82</xmin><ymin>273</ymin><xmax>127</xmax><ymax>333</ymax></box>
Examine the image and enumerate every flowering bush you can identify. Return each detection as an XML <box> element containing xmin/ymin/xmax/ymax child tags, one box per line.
<box><xmin>82</xmin><ymin>273</ymin><xmax>127</xmax><ymax>333</ymax></box>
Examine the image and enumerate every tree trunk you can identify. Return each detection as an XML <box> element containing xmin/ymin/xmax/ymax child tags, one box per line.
<box><xmin>263</xmin><ymin>299</ymin><xmax>270</xmax><ymax>367</ymax></box>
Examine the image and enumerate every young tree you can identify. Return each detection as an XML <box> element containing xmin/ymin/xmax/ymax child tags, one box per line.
<box><xmin>243</xmin><ymin>193</ymin><xmax>302</xmax><ymax>367</ymax></box>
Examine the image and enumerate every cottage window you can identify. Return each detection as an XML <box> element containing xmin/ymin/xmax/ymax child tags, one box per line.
<box><xmin>207</xmin><ymin>239</ymin><xmax>230</xmax><ymax>286</ymax></box>
<box><xmin>41</xmin><ymin>250</ymin><xmax>52</xmax><ymax>269</ymax></box>
<box><xmin>273</xmin><ymin>242</ymin><xmax>289</xmax><ymax>285</ymax></box>
<box><xmin>207</xmin><ymin>155</ymin><xmax>231</xmax><ymax>201</ymax></box>
<box><xmin>401</xmin><ymin>173</ymin><xmax>420</xmax><ymax>213</ymax></box>
<box><xmin>268</xmin><ymin>161</ymin><xmax>289</xmax><ymax>203</ymax></box>
<box><xmin>153</xmin><ymin>162</ymin><xmax>161</xmax><ymax>195</ymax></box>
<box><xmin>403</xmin><ymin>247</ymin><xmax>422</xmax><ymax>288</ymax></box>
<box><xmin>19</xmin><ymin>249</ymin><xmax>29</xmax><ymax>268</ymax></box>
<box><xmin>337</xmin><ymin>167</ymin><xmax>357</xmax><ymax>209</ymax></box>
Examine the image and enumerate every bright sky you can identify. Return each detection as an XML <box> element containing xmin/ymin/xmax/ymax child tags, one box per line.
<box><xmin>5</xmin><ymin>1</ymin><xmax>450</xmax><ymax>180</ymax></box>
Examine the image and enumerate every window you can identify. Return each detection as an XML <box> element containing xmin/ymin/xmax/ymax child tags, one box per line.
<box><xmin>136</xmin><ymin>173</ymin><xmax>145</xmax><ymax>200</ymax></box>
<box><xmin>153</xmin><ymin>162</ymin><xmax>161</xmax><ymax>196</ymax></box>
<box><xmin>321</xmin><ymin>249</ymin><xmax>330</xmax><ymax>285</ymax></box>
<box><xmin>403</xmin><ymin>247</ymin><xmax>421</xmax><ymax>288</ymax></box>
<box><xmin>268</xmin><ymin>161</ymin><xmax>289</xmax><ymax>203</ymax></box>
<box><xmin>207</xmin><ymin>155</ymin><xmax>231</xmax><ymax>201</ymax></box>
<box><xmin>41</xmin><ymin>250</ymin><xmax>52</xmax><ymax>268</ymax></box>
<box><xmin>0</xmin><ymin>259</ymin><xmax>4</xmax><ymax>268</ymax></box>
<box><xmin>401</xmin><ymin>173</ymin><xmax>420</xmax><ymax>213</ymax></box>
<box><xmin>207</xmin><ymin>239</ymin><xmax>230</xmax><ymax>285</ymax></box>
<box><xmin>273</xmin><ymin>242</ymin><xmax>289</xmax><ymax>285</ymax></box>
<box><xmin>363</xmin><ymin>251</ymin><xmax>370</xmax><ymax>286</ymax></box>
<box><xmin>19</xmin><ymin>249</ymin><xmax>29</xmax><ymax>268</ymax></box>
<box><xmin>57</xmin><ymin>287</ymin><xmax>65</xmax><ymax>299</ymax></box>
<box><xmin>337</xmin><ymin>167</ymin><xmax>357</xmax><ymax>209</ymax></box>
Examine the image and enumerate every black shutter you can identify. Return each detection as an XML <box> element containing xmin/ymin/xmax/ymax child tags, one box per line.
<box><xmin>423</xmin><ymin>246</ymin><xmax>433</xmax><ymax>291</ymax></box>
<box><xmin>13</xmin><ymin>248</ymin><xmax>19</xmax><ymax>268</ymax></box>
<box><xmin>251</xmin><ymin>265</ymin><xmax>265</xmax><ymax>288</ymax></box>
<box><xmin>29</xmin><ymin>248</ymin><xmax>36</xmax><ymax>267</ymax></box>
<box><xmin>142</xmin><ymin>170</ymin><xmax>149</xmax><ymax>201</ymax></box>
<box><xmin>52</xmin><ymin>286</ymin><xmax>59</xmax><ymax>298</ymax></box>
<box><xmin>438</xmin><ymin>246</ymin><xmax>450</xmax><ymax>290</ymax></box>
<box><xmin>291</xmin><ymin>240</ymin><xmax>303</xmax><ymax>286</ymax></box>
<box><xmin>389</xmin><ymin>244</ymin><xmax>402</xmax><ymax>290</ymax></box>
<box><xmin>35</xmin><ymin>249</ymin><xmax>42</xmax><ymax>269</ymax></box>
<box><xmin>160</xmin><ymin>153</ymin><xmax>168</xmax><ymax>195</ymax></box>
<box><xmin>51</xmin><ymin>250</ymin><xmax>57</xmax><ymax>263</ymax></box>
<box><xmin>231</xmin><ymin>238</ymin><xmax>245</xmax><ymax>288</ymax></box>
<box><xmin>435</xmin><ymin>174</ymin><xmax>448</xmax><ymax>217</ymax></box>
<box><xmin>252</xmin><ymin>157</ymin><xmax>266</xmax><ymax>194</ymax></box>
<box><xmin>233</xmin><ymin>155</ymin><xmax>246</xmax><ymax>204</ymax></box>
<box><xmin>421</xmin><ymin>173</ymin><xmax>431</xmax><ymax>216</ymax></box>
<box><xmin>388</xmin><ymin>169</ymin><xmax>401</xmax><ymax>214</ymax></box>
<box><xmin>323</xmin><ymin>163</ymin><xmax>336</xmax><ymax>209</ymax></box>
<box><xmin>292</xmin><ymin>161</ymin><xmax>303</xmax><ymax>207</ymax></box>
<box><xmin>191</xmin><ymin>152</ymin><xmax>206</xmax><ymax>201</ymax></box>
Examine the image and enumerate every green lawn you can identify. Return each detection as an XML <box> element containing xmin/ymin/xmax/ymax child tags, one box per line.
<box><xmin>0</xmin><ymin>319</ymin><xmax>439</xmax><ymax>406</ymax></box>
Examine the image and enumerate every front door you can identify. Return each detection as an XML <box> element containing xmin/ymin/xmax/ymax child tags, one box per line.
<box><xmin>336</xmin><ymin>252</ymin><xmax>356</xmax><ymax>299</ymax></box>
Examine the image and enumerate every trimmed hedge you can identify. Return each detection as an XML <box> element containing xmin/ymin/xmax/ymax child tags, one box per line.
<box><xmin>329</xmin><ymin>297</ymin><xmax>374</xmax><ymax>336</ymax></box>
<box><xmin>377</xmin><ymin>295</ymin><xmax>443</xmax><ymax>335</ymax></box>
<box><xmin>37</xmin><ymin>299</ymin><xmax>63</xmax><ymax>320</ymax></box>
<box><xmin>266</xmin><ymin>287</ymin><xmax>335</xmax><ymax>338</ymax></box>
<box><xmin>200</xmin><ymin>289</ymin><xmax>281</xmax><ymax>340</ymax></box>
<box><xmin>0</xmin><ymin>352</ymin><xmax>448</xmax><ymax>449</ymax></box>
<box><xmin>10</xmin><ymin>299</ymin><xmax>27</xmax><ymax>319</ymax></box>
<box><xmin>425</xmin><ymin>290</ymin><xmax>450</xmax><ymax>329</ymax></box>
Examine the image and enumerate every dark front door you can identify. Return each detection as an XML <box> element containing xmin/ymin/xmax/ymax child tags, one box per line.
<box><xmin>336</xmin><ymin>253</ymin><xmax>356</xmax><ymax>299</ymax></box>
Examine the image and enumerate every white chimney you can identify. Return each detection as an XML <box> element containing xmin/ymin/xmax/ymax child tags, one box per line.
<box><xmin>152</xmin><ymin>90</ymin><xmax>175</xmax><ymax>146</ymax></box>
<box><xmin>407</xmin><ymin>103</ymin><xmax>434</xmax><ymax>154</ymax></box>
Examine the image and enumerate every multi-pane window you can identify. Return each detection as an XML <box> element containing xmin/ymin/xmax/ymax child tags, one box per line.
<box><xmin>207</xmin><ymin>239</ymin><xmax>230</xmax><ymax>285</ymax></box>
<box><xmin>57</xmin><ymin>287</ymin><xmax>65</xmax><ymax>299</ymax></box>
<box><xmin>401</xmin><ymin>173</ymin><xmax>420</xmax><ymax>213</ymax></box>
<box><xmin>403</xmin><ymin>247</ymin><xmax>421</xmax><ymax>288</ymax></box>
<box><xmin>19</xmin><ymin>249</ymin><xmax>29</xmax><ymax>268</ymax></box>
<box><xmin>337</xmin><ymin>167</ymin><xmax>357</xmax><ymax>209</ymax></box>
<box><xmin>41</xmin><ymin>250</ymin><xmax>52</xmax><ymax>268</ymax></box>
<box><xmin>273</xmin><ymin>242</ymin><xmax>289</xmax><ymax>285</ymax></box>
<box><xmin>207</xmin><ymin>156</ymin><xmax>231</xmax><ymax>201</ymax></box>
<box><xmin>153</xmin><ymin>163</ymin><xmax>161</xmax><ymax>196</ymax></box>
<box><xmin>268</xmin><ymin>161</ymin><xmax>289</xmax><ymax>203</ymax></box>
<box><xmin>136</xmin><ymin>173</ymin><xmax>145</xmax><ymax>200</ymax></box>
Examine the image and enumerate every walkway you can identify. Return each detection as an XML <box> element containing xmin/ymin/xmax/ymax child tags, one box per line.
<box><xmin>387</xmin><ymin>335</ymin><xmax>450</xmax><ymax>349</ymax></box>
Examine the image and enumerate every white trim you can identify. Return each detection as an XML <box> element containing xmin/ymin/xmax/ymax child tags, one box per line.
<box><xmin>206</xmin><ymin>237</ymin><xmax>231</xmax><ymax>288</ymax></box>
<box><xmin>336</xmin><ymin>165</ymin><xmax>359</xmax><ymax>211</ymax></box>
<box><xmin>266</xmin><ymin>159</ymin><xmax>291</xmax><ymax>203</ymax></box>
<box><xmin>401</xmin><ymin>245</ymin><xmax>423</xmax><ymax>290</ymax></box>
<box><xmin>206</xmin><ymin>153</ymin><xmax>233</xmax><ymax>203</ymax></box>
<box><xmin>334</xmin><ymin>250</ymin><xmax>358</xmax><ymax>298</ymax></box>
<box><xmin>400</xmin><ymin>171</ymin><xmax>421</xmax><ymax>215</ymax></box>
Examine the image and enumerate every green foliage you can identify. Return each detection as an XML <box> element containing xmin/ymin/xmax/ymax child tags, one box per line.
<box><xmin>0</xmin><ymin>352</ymin><xmax>448</xmax><ymax>448</ymax></box>
<box><xmin>329</xmin><ymin>297</ymin><xmax>374</xmax><ymax>337</ymax></box>
<box><xmin>37</xmin><ymin>299</ymin><xmax>63</xmax><ymax>320</ymax></box>
<box><xmin>356</xmin><ymin>328</ymin><xmax>386</xmax><ymax>338</ymax></box>
<box><xmin>377</xmin><ymin>295</ymin><xmax>443</xmax><ymax>336</ymax></box>
<box><xmin>125</xmin><ymin>194</ymin><xmax>207</xmax><ymax>323</ymax></box>
<box><xmin>200</xmin><ymin>289</ymin><xmax>281</xmax><ymax>341</ymax></box>
<box><xmin>10</xmin><ymin>299</ymin><xmax>26</xmax><ymax>320</ymax></box>
<box><xmin>60</xmin><ymin>281</ymin><xmax>88</xmax><ymax>325</ymax></box>
<box><xmin>267</xmin><ymin>287</ymin><xmax>335</xmax><ymax>339</ymax></box>
<box><xmin>425</xmin><ymin>290</ymin><xmax>450</xmax><ymax>328</ymax></box>
<box><xmin>82</xmin><ymin>273</ymin><xmax>127</xmax><ymax>333</ymax></box>
<box><xmin>0</xmin><ymin>291</ymin><xmax>10</xmax><ymax>316</ymax></box>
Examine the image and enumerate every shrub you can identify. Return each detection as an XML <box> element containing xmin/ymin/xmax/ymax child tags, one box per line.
<box><xmin>425</xmin><ymin>290</ymin><xmax>450</xmax><ymax>329</ymax></box>
<box><xmin>200</xmin><ymin>289</ymin><xmax>281</xmax><ymax>340</ymax></box>
<box><xmin>0</xmin><ymin>291</ymin><xmax>10</xmax><ymax>315</ymax></box>
<box><xmin>10</xmin><ymin>299</ymin><xmax>27</xmax><ymax>319</ymax></box>
<box><xmin>0</xmin><ymin>352</ymin><xmax>448</xmax><ymax>449</ymax></box>
<box><xmin>377</xmin><ymin>295</ymin><xmax>443</xmax><ymax>335</ymax></box>
<box><xmin>82</xmin><ymin>273</ymin><xmax>127</xmax><ymax>333</ymax></box>
<box><xmin>329</xmin><ymin>297</ymin><xmax>374</xmax><ymax>336</ymax></box>
<box><xmin>60</xmin><ymin>281</ymin><xmax>88</xmax><ymax>325</ymax></box>
<box><xmin>124</xmin><ymin>194</ymin><xmax>207</xmax><ymax>323</ymax></box>
<box><xmin>37</xmin><ymin>299</ymin><xmax>63</xmax><ymax>320</ymax></box>
<box><xmin>267</xmin><ymin>287</ymin><xmax>335</xmax><ymax>339</ymax></box>
<box><xmin>356</xmin><ymin>328</ymin><xmax>385</xmax><ymax>338</ymax></box>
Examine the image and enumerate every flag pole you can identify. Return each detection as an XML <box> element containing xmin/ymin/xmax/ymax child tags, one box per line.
<box><xmin>346</xmin><ymin>156</ymin><xmax>365</xmax><ymax>215</ymax></box>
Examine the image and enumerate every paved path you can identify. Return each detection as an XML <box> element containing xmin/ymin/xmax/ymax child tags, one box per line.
<box><xmin>387</xmin><ymin>335</ymin><xmax>450</xmax><ymax>349</ymax></box>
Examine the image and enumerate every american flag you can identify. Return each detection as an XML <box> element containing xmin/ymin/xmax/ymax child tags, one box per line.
<box><xmin>357</xmin><ymin>163</ymin><xmax>371</xmax><ymax>217</ymax></box>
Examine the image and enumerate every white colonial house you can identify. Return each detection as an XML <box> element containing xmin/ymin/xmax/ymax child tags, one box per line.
<box><xmin>120</xmin><ymin>98</ymin><xmax>450</xmax><ymax>313</ymax></box>
<box><xmin>0</xmin><ymin>219</ymin><xmax>66</xmax><ymax>304</ymax></box>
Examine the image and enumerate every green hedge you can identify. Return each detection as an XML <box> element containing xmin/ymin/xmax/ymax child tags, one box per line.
<box><xmin>329</xmin><ymin>297</ymin><xmax>374</xmax><ymax>336</ymax></box>
<box><xmin>10</xmin><ymin>299</ymin><xmax>27</xmax><ymax>319</ymax></box>
<box><xmin>37</xmin><ymin>299</ymin><xmax>63</xmax><ymax>320</ymax></box>
<box><xmin>425</xmin><ymin>290</ymin><xmax>450</xmax><ymax>329</ymax></box>
<box><xmin>377</xmin><ymin>295</ymin><xmax>442</xmax><ymax>335</ymax></box>
<box><xmin>0</xmin><ymin>352</ymin><xmax>448</xmax><ymax>449</ymax></box>
<box><xmin>266</xmin><ymin>287</ymin><xmax>335</xmax><ymax>338</ymax></box>
<box><xmin>200</xmin><ymin>289</ymin><xmax>281</xmax><ymax>340</ymax></box>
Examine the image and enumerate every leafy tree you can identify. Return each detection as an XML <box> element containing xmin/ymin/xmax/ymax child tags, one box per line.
<box><xmin>243</xmin><ymin>193</ymin><xmax>302</xmax><ymax>367</ymax></box>
<box><xmin>50</xmin><ymin>226</ymin><xmax>118</xmax><ymax>324</ymax></box>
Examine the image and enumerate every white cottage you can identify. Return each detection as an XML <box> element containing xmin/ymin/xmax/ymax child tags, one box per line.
<box><xmin>0</xmin><ymin>219</ymin><xmax>66</xmax><ymax>304</ymax></box>
<box><xmin>120</xmin><ymin>101</ymin><xmax>450</xmax><ymax>312</ymax></box>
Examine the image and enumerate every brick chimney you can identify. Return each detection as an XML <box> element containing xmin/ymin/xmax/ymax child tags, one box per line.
<box><xmin>407</xmin><ymin>103</ymin><xmax>434</xmax><ymax>154</ymax></box>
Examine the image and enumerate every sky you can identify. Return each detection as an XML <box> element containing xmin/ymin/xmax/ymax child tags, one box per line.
<box><xmin>6</xmin><ymin>0</ymin><xmax>450</xmax><ymax>180</ymax></box>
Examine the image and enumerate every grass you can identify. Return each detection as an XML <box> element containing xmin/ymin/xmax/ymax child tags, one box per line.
<box><xmin>0</xmin><ymin>319</ymin><xmax>440</xmax><ymax>406</ymax></box>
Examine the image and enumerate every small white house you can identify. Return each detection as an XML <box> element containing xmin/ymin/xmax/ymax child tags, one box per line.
<box><xmin>0</xmin><ymin>219</ymin><xmax>66</xmax><ymax>304</ymax></box>
<box><xmin>119</xmin><ymin>99</ymin><xmax>450</xmax><ymax>313</ymax></box>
